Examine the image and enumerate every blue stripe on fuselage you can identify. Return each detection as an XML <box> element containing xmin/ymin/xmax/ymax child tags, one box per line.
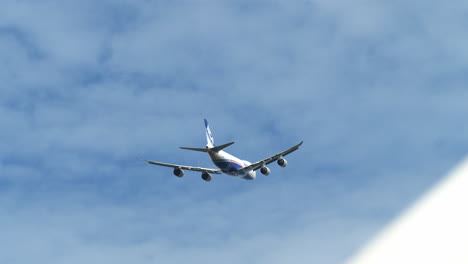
<box><xmin>213</xmin><ymin>159</ymin><xmax>245</xmax><ymax>175</ymax></box>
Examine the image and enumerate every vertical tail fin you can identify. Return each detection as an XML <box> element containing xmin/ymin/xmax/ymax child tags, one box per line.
<box><xmin>204</xmin><ymin>119</ymin><xmax>215</xmax><ymax>147</ymax></box>
<box><xmin>180</xmin><ymin>120</ymin><xmax>234</xmax><ymax>152</ymax></box>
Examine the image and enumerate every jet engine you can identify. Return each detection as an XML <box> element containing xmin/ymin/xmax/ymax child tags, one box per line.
<box><xmin>173</xmin><ymin>168</ymin><xmax>184</xmax><ymax>177</ymax></box>
<box><xmin>277</xmin><ymin>158</ymin><xmax>288</xmax><ymax>167</ymax></box>
<box><xmin>201</xmin><ymin>172</ymin><xmax>212</xmax><ymax>182</ymax></box>
<box><xmin>260</xmin><ymin>166</ymin><xmax>270</xmax><ymax>176</ymax></box>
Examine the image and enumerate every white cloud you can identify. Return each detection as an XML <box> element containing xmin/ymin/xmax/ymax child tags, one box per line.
<box><xmin>1</xmin><ymin>0</ymin><xmax>468</xmax><ymax>263</ymax></box>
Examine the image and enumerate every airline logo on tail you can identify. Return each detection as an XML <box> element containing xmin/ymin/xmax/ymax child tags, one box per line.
<box><xmin>204</xmin><ymin>119</ymin><xmax>214</xmax><ymax>147</ymax></box>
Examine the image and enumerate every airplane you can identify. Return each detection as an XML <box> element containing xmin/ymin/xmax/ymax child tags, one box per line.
<box><xmin>141</xmin><ymin>119</ymin><xmax>303</xmax><ymax>181</ymax></box>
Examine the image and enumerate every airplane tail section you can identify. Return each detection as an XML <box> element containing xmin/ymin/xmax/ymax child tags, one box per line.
<box><xmin>205</xmin><ymin>119</ymin><xmax>214</xmax><ymax>148</ymax></box>
<box><xmin>180</xmin><ymin>141</ymin><xmax>235</xmax><ymax>152</ymax></box>
<box><xmin>179</xmin><ymin>146</ymin><xmax>209</xmax><ymax>152</ymax></box>
<box><xmin>180</xmin><ymin>120</ymin><xmax>234</xmax><ymax>152</ymax></box>
<box><xmin>212</xmin><ymin>141</ymin><xmax>234</xmax><ymax>151</ymax></box>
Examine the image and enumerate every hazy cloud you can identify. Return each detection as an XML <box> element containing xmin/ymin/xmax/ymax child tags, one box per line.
<box><xmin>1</xmin><ymin>0</ymin><xmax>467</xmax><ymax>263</ymax></box>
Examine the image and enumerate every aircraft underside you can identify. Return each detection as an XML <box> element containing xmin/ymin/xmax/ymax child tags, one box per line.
<box><xmin>141</xmin><ymin>119</ymin><xmax>302</xmax><ymax>182</ymax></box>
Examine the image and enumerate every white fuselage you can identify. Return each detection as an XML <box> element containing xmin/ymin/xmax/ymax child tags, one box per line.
<box><xmin>208</xmin><ymin>150</ymin><xmax>256</xmax><ymax>180</ymax></box>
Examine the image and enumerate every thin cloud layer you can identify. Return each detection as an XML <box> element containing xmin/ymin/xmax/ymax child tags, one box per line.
<box><xmin>1</xmin><ymin>0</ymin><xmax>467</xmax><ymax>263</ymax></box>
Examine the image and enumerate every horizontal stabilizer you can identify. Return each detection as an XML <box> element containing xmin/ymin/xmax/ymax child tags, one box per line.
<box><xmin>180</xmin><ymin>141</ymin><xmax>235</xmax><ymax>152</ymax></box>
<box><xmin>211</xmin><ymin>141</ymin><xmax>234</xmax><ymax>151</ymax></box>
<box><xmin>179</xmin><ymin>146</ymin><xmax>209</xmax><ymax>152</ymax></box>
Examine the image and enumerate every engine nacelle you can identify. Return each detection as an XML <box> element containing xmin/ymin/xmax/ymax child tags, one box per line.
<box><xmin>260</xmin><ymin>166</ymin><xmax>270</xmax><ymax>176</ymax></box>
<box><xmin>173</xmin><ymin>168</ymin><xmax>184</xmax><ymax>177</ymax></box>
<box><xmin>201</xmin><ymin>172</ymin><xmax>212</xmax><ymax>182</ymax></box>
<box><xmin>277</xmin><ymin>158</ymin><xmax>288</xmax><ymax>167</ymax></box>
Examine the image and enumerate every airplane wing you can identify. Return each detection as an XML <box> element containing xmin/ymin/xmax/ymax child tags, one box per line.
<box><xmin>239</xmin><ymin>141</ymin><xmax>303</xmax><ymax>173</ymax></box>
<box><xmin>140</xmin><ymin>159</ymin><xmax>223</xmax><ymax>174</ymax></box>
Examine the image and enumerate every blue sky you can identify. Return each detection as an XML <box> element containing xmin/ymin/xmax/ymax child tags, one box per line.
<box><xmin>1</xmin><ymin>0</ymin><xmax>468</xmax><ymax>263</ymax></box>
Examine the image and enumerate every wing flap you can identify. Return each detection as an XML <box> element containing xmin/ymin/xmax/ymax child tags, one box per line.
<box><xmin>140</xmin><ymin>159</ymin><xmax>222</xmax><ymax>174</ymax></box>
